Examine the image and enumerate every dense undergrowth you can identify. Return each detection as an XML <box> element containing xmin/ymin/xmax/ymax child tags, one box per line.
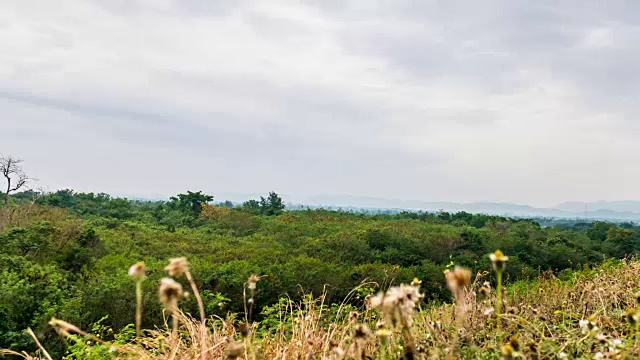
<box><xmin>5</xmin><ymin>254</ymin><xmax>640</xmax><ymax>359</ymax></box>
<box><xmin>1</xmin><ymin>190</ymin><xmax>640</xmax><ymax>358</ymax></box>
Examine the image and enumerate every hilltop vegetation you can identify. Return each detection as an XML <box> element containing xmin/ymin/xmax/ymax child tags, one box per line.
<box><xmin>2</xmin><ymin>189</ymin><xmax>640</xmax><ymax>358</ymax></box>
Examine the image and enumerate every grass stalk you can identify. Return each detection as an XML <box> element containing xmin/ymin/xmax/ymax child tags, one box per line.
<box><xmin>135</xmin><ymin>280</ymin><xmax>143</xmax><ymax>338</ymax></box>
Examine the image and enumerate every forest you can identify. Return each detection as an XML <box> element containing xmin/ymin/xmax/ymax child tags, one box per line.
<box><xmin>2</xmin><ymin>183</ymin><xmax>640</xmax><ymax>358</ymax></box>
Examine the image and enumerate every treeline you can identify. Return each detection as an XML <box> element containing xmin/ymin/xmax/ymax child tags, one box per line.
<box><xmin>2</xmin><ymin>189</ymin><xmax>640</xmax><ymax>355</ymax></box>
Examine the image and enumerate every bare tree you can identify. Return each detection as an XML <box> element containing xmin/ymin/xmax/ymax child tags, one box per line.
<box><xmin>0</xmin><ymin>155</ymin><xmax>30</xmax><ymax>207</ymax></box>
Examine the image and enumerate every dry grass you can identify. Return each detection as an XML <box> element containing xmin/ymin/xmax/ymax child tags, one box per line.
<box><xmin>10</xmin><ymin>257</ymin><xmax>640</xmax><ymax>359</ymax></box>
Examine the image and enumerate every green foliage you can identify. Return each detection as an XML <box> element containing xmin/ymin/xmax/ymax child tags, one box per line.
<box><xmin>242</xmin><ymin>192</ymin><xmax>285</xmax><ymax>216</ymax></box>
<box><xmin>169</xmin><ymin>191</ymin><xmax>214</xmax><ymax>218</ymax></box>
<box><xmin>4</xmin><ymin>189</ymin><xmax>640</xmax><ymax>357</ymax></box>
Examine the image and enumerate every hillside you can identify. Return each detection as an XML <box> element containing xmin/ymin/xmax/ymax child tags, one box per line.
<box><xmin>2</xmin><ymin>190</ymin><xmax>640</xmax><ymax>359</ymax></box>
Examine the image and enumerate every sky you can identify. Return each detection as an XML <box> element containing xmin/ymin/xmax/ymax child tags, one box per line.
<box><xmin>1</xmin><ymin>0</ymin><xmax>639</xmax><ymax>207</ymax></box>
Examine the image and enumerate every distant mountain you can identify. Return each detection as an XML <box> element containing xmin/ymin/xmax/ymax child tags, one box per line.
<box><xmin>295</xmin><ymin>195</ymin><xmax>640</xmax><ymax>222</ymax></box>
<box><xmin>555</xmin><ymin>201</ymin><xmax>640</xmax><ymax>214</ymax></box>
<box><xmin>213</xmin><ymin>192</ymin><xmax>640</xmax><ymax>222</ymax></box>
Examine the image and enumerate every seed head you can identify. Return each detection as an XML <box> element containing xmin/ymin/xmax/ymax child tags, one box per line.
<box><xmin>368</xmin><ymin>283</ymin><xmax>423</xmax><ymax>328</ymax></box>
<box><xmin>165</xmin><ymin>257</ymin><xmax>189</xmax><ymax>277</ymax></box>
<box><xmin>158</xmin><ymin>277</ymin><xmax>184</xmax><ymax>309</ymax></box>
<box><xmin>247</xmin><ymin>274</ymin><xmax>260</xmax><ymax>290</ymax></box>
<box><xmin>128</xmin><ymin>261</ymin><xmax>146</xmax><ymax>281</ymax></box>
<box><xmin>445</xmin><ymin>266</ymin><xmax>471</xmax><ymax>294</ymax></box>
<box><xmin>353</xmin><ymin>324</ymin><xmax>371</xmax><ymax>340</ymax></box>
<box><xmin>490</xmin><ymin>250</ymin><xmax>509</xmax><ymax>272</ymax></box>
<box><xmin>238</xmin><ymin>322</ymin><xmax>249</xmax><ymax>338</ymax></box>
<box><xmin>478</xmin><ymin>284</ymin><xmax>491</xmax><ymax>300</ymax></box>
<box><xmin>349</xmin><ymin>311</ymin><xmax>359</xmax><ymax>323</ymax></box>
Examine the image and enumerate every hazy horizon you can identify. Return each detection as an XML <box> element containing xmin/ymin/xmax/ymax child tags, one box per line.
<box><xmin>3</xmin><ymin>1</ymin><xmax>640</xmax><ymax>207</ymax></box>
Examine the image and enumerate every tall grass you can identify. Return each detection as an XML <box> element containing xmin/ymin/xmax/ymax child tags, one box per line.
<box><xmin>7</xmin><ymin>256</ymin><xmax>640</xmax><ymax>359</ymax></box>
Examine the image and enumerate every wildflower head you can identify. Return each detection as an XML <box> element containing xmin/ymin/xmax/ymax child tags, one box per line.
<box><xmin>375</xmin><ymin>328</ymin><xmax>392</xmax><ymax>339</ymax></box>
<box><xmin>247</xmin><ymin>274</ymin><xmax>260</xmax><ymax>290</ymax></box>
<box><xmin>158</xmin><ymin>277</ymin><xmax>184</xmax><ymax>310</ymax></box>
<box><xmin>411</xmin><ymin>277</ymin><xmax>422</xmax><ymax>287</ymax></box>
<box><xmin>500</xmin><ymin>342</ymin><xmax>522</xmax><ymax>359</ymax></box>
<box><xmin>165</xmin><ymin>257</ymin><xmax>189</xmax><ymax>277</ymax></box>
<box><xmin>444</xmin><ymin>266</ymin><xmax>471</xmax><ymax>294</ymax></box>
<box><xmin>490</xmin><ymin>250</ymin><xmax>509</xmax><ymax>273</ymax></box>
<box><xmin>128</xmin><ymin>261</ymin><xmax>146</xmax><ymax>281</ymax></box>
<box><xmin>579</xmin><ymin>318</ymin><xmax>598</xmax><ymax>334</ymax></box>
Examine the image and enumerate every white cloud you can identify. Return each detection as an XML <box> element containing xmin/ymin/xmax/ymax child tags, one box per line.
<box><xmin>1</xmin><ymin>0</ymin><xmax>640</xmax><ymax>206</ymax></box>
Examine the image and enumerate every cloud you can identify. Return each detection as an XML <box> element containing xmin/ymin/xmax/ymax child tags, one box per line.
<box><xmin>1</xmin><ymin>0</ymin><xmax>639</xmax><ymax>206</ymax></box>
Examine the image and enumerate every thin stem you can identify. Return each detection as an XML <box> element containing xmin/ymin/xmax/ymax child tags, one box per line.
<box><xmin>185</xmin><ymin>270</ymin><xmax>207</xmax><ymax>360</ymax></box>
<box><xmin>496</xmin><ymin>271</ymin><xmax>503</xmax><ymax>337</ymax></box>
<box><xmin>135</xmin><ymin>280</ymin><xmax>142</xmax><ymax>338</ymax></box>
<box><xmin>168</xmin><ymin>315</ymin><xmax>180</xmax><ymax>360</ymax></box>
<box><xmin>185</xmin><ymin>270</ymin><xmax>205</xmax><ymax>323</ymax></box>
<box><xmin>380</xmin><ymin>341</ymin><xmax>387</xmax><ymax>360</ymax></box>
<box><xmin>26</xmin><ymin>328</ymin><xmax>53</xmax><ymax>360</ymax></box>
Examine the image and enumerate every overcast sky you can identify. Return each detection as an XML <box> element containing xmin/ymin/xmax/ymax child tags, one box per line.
<box><xmin>1</xmin><ymin>1</ymin><xmax>639</xmax><ymax>207</ymax></box>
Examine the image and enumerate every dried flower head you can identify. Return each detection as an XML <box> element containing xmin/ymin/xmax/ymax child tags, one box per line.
<box><xmin>369</xmin><ymin>283</ymin><xmax>423</xmax><ymax>328</ymax></box>
<box><xmin>164</xmin><ymin>257</ymin><xmax>189</xmax><ymax>277</ymax></box>
<box><xmin>247</xmin><ymin>274</ymin><xmax>260</xmax><ymax>290</ymax></box>
<box><xmin>238</xmin><ymin>322</ymin><xmax>249</xmax><ymax>338</ymax></box>
<box><xmin>367</xmin><ymin>292</ymin><xmax>384</xmax><ymax>309</ymax></box>
<box><xmin>478</xmin><ymin>284</ymin><xmax>491</xmax><ymax>300</ymax></box>
<box><xmin>353</xmin><ymin>324</ymin><xmax>371</xmax><ymax>340</ymax></box>
<box><xmin>445</xmin><ymin>266</ymin><xmax>471</xmax><ymax>294</ymax></box>
<box><xmin>158</xmin><ymin>277</ymin><xmax>184</xmax><ymax>310</ymax></box>
<box><xmin>128</xmin><ymin>261</ymin><xmax>146</xmax><ymax>281</ymax></box>
<box><xmin>349</xmin><ymin>311</ymin><xmax>359</xmax><ymax>323</ymax></box>
<box><xmin>490</xmin><ymin>250</ymin><xmax>509</xmax><ymax>272</ymax></box>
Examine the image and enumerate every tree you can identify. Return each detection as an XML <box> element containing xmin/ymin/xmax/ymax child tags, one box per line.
<box><xmin>260</xmin><ymin>191</ymin><xmax>285</xmax><ymax>216</ymax></box>
<box><xmin>241</xmin><ymin>199</ymin><xmax>262</xmax><ymax>215</ymax></box>
<box><xmin>169</xmin><ymin>191</ymin><xmax>214</xmax><ymax>217</ymax></box>
<box><xmin>0</xmin><ymin>155</ymin><xmax>30</xmax><ymax>207</ymax></box>
<box><xmin>241</xmin><ymin>192</ymin><xmax>285</xmax><ymax>216</ymax></box>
